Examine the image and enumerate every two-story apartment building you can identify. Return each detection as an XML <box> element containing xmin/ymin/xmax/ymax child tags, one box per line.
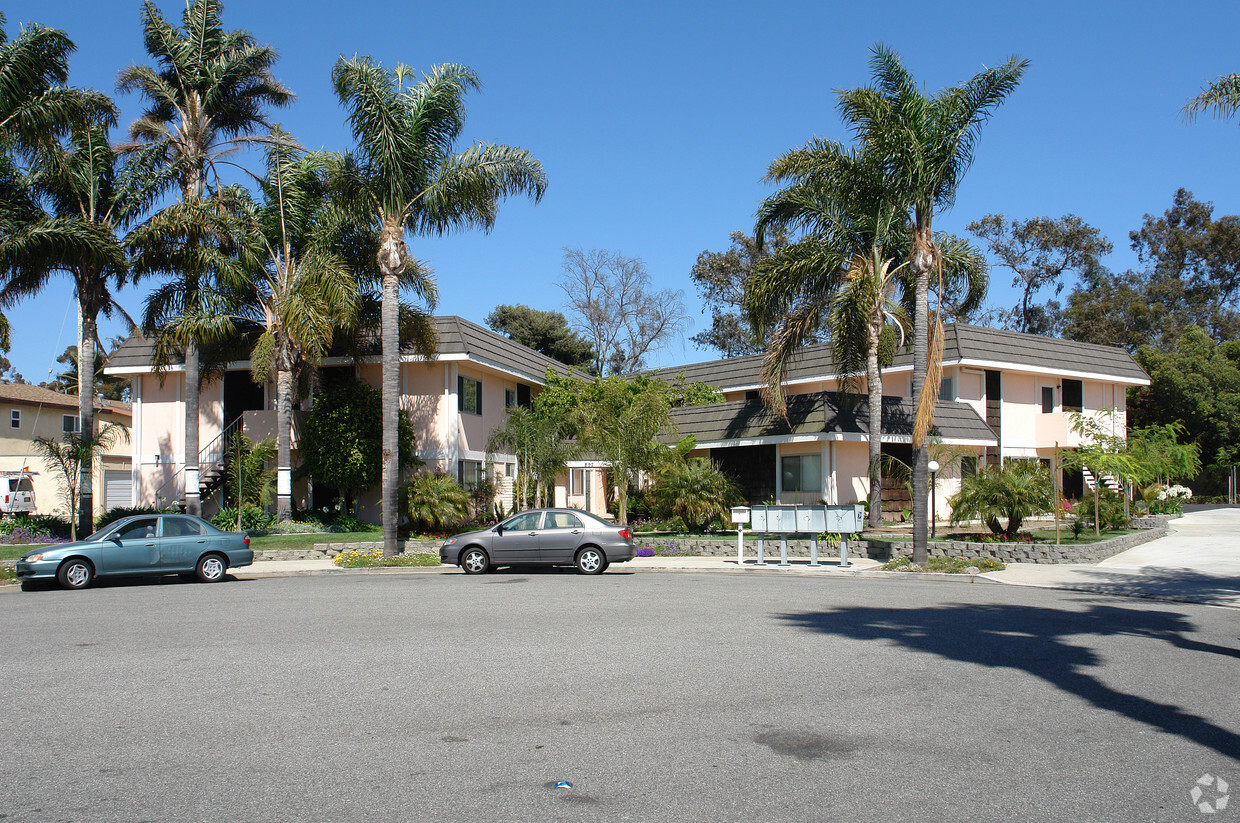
<box><xmin>107</xmin><ymin>319</ymin><xmax>1148</xmax><ymax>524</ymax></box>
<box><xmin>104</xmin><ymin>317</ymin><xmax>571</xmax><ymax>518</ymax></box>
<box><xmin>0</xmin><ymin>383</ymin><xmax>132</xmax><ymax>517</ymax></box>
<box><xmin>650</xmin><ymin>324</ymin><xmax>1150</xmax><ymax>519</ymax></box>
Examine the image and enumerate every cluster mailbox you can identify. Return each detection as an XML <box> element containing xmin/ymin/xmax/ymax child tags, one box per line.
<box><xmin>748</xmin><ymin>504</ymin><xmax>863</xmax><ymax>534</ymax></box>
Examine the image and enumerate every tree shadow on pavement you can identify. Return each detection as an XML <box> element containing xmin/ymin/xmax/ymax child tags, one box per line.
<box><xmin>779</xmin><ymin>601</ymin><xmax>1240</xmax><ymax>760</ymax></box>
<box><xmin>1043</xmin><ymin>567</ymin><xmax>1240</xmax><ymax>607</ymax></box>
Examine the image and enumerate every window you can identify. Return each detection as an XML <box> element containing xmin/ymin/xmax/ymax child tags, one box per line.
<box><xmin>164</xmin><ymin>517</ymin><xmax>205</xmax><ymax>537</ymax></box>
<box><xmin>960</xmin><ymin>456</ymin><xmax>977</xmax><ymax>478</ymax></box>
<box><xmin>117</xmin><ymin>518</ymin><xmax>158</xmax><ymax>541</ymax></box>
<box><xmin>569</xmin><ymin>468</ymin><xmax>587</xmax><ymax>495</ymax></box>
<box><xmin>940</xmin><ymin>376</ymin><xmax>955</xmax><ymax>402</ymax></box>
<box><xmin>458</xmin><ymin>376</ymin><xmax>482</xmax><ymax>415</ymax></box>
<box><xmin>1062</xmin><ymin>379</ymin><xmax>1083</xmax><ymax>412</ymax></box>
<box><xmin>458</xmin><ymin>459</ymin><xmax>482</xmax><ymax>492</ymax></box>
<box><xmin>62</xmin><ymin>414</ymin><xmax>80</xmax><ymax>433</ymax></box>
<box><xmin>745</xmin><ymin>390</ymin><xmax>760</xmax><ymax>402</ymax></box>
<box><xmin>1041</xmin><ymin>386</ymin><xmax>1055</xmax><ymax>414</ymax></box>
<box><xmin>780</xmin><ymin>454</ymin><xmax>822</xmax><ymax>493</ymax></box>
<box><xmin>9</xmin><ymin>410</ymin><xmax>19</xmax><ymax>429</ymax></box>
<box><xmin>546</xmin><ymin>512</ymin><xmax>582</xmax><ymax>529</ymax></box>
<box><xmin>503</xmin><ymin>511</ymin><xmax>542</xmax><ymax>532</ymax></box>
<box><xmin>505</xmin><ymin>388</ymin><xmax>517</xmax><ymax>409</ymax></box>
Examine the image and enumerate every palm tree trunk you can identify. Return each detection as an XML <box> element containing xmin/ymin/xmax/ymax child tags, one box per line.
<box><xmin>184</xmin><ymin>340</ymin><xmax>200</xmax><ymax>516</ymax></box>
<box><xmin>910</xmin><ymin>225</ymin><xmax>933</xmax><ymax>565</ymax></box>
<box><xmin>77</xmin><ymin>308</ymin><xmax>96</xmax><ymax>537</ymax></box>
<box><xmin>866</xmin><ymin>323</ymin><xmax>883</xmax><ymax>530</ymax></box>
<box><xmin>378</xmin><ymin>222</ymin><xmax>406</xmax><ymax>557</ymax></box>
<box><xmin>276</xmin><ymin>366</ymin><xmax>293</xmax><ymax>522</ymax></box>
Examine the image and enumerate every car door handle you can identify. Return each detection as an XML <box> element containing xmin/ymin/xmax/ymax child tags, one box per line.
<box><xmin>527</xmin><ymin>532</ymin><xmax>538</xmax><ymax>536</ymax></box>
<box><xmin>196</xmin><ymin>539</ymin><xmax>207</xmax><ymax>544</ymax></box>
<box><xmin>571</xmin><ymin>530</ymin><xmax>582</xmax><ymax>534</ymax></box>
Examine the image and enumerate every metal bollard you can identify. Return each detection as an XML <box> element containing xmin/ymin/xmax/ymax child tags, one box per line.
<box><xmin>779</xmin><ymin>534</ymin><xmax>789</xmax><ymax>566</ymax></box>
<box><xmin>736</xmin><ymin>524</ymin><xmax>744</xmax><ymax>565</ymax></box>
<box><xmin>757</xmin><ymin>536</ymin><xmax>765</xmax><ymax>565</ymax></box>
<box><xmin>839</xmin><ymin>537</ymin><xmax>849</xmax><ymax>568</ymax></box>
<box><xmin>810</xmin><ymin>534</ymin><xmax>819</xmax><ymax>566</ymax></box>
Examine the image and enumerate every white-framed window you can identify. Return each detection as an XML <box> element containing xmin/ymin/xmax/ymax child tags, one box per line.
<box><xmin>1040</xmin><ymin>385</ymin><xmax>1055</xmax><ymax>414</ymax></box>
<box><xmin>505</xmin><ymin>388</ymin><xmax>517</xmax><ymax>409</ymax></box>
<box><xmin>9</xmin><ymin>409</ymin><xmax>19</xmax><ymax>429</ymax></box>
<box><xmin>458</xmin><ymin>376</ymin><xmax>482</xmax><ymax>415</ymax></box>
<box><xmin>780</xmin><ymin>454</ymin><xmax>822</xmax><ymax>493</ymax></box>
<box><xmin>62</xmin><ymin>414</ymin><xmax>80</xmax><ymax>433</ymax></box>
<box><xmin>569</xmin><ymin>468</ymin><xmax>587</xmax><ymax>496</ymax></box>
<box><xmin>458</xmin><ymin>459</ymin><xmax>482</xmax><ymax>492</ymax></box>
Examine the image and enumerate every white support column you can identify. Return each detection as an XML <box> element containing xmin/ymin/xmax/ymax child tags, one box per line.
<box><xmin>131</xmin><ymin>376</ymin><xmax>142</xmax><ymax>506</ymax></box>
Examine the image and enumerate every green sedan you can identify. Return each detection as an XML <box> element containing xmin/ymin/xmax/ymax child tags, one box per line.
<box><xmin>15</xmin><ymin>514</ymin><xmax>253</xmax><ymax>590</ymax></box>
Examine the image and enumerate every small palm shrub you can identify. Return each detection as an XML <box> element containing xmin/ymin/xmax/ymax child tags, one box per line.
<box><xmin>211</xmin><ymin>505</ymin><xmax>276</xmax><ymax>532</ymax></box>
<box><xmin>1073</xmin><ymin>489</ymin><xmax>1129</xmax><ymax>532</ymax></box>
<box><xmin>403</xmin><ymin>472</ymin><xmax>472</xmax><ymax>533</ymax></box>
<box><xmin>652</xmin><ymin>457</ymin><xmax>740</xmax><ymax>534</ymax></box>
<box><xmin>949</xmin><ymin>460</ymin><xmax>1054</xmax><ymax>538</ymax></box>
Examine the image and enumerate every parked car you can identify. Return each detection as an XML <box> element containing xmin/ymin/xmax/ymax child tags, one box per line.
<box><xmin>440</xmin><ymin>508</ymin><xmax>634</xmax><ymax>574</ymax></box>
<box><xmin>0</xmin><ymin>471</ymin><xmax>36</xmax><ymax>514</ymax></box>
<box><xmin>15</xmin><ymin>514</ymin><xmax>253</xmax><ymax>590</ymax></box>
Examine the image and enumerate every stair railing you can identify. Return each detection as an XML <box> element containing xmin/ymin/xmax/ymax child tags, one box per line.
<box><xmin>150</xmin><ymin>415</ymin><xmax>247</xmax><ymax>509</ymax></box>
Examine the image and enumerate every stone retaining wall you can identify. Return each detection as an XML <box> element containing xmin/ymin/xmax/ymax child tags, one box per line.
<box><xmin>635</xmin><ymin>525</ymin><xmax>1170</xmax><ymax>566</ymax></box>
<box><xmin>256</xmin><ymin>539</ymin><xmax>441</xmax><ymax>561</ymax></box>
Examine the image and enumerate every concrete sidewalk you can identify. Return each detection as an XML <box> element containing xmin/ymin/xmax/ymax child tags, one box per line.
<box><xmin>234</xmin><ymin>509</ymin><xmax>1239</xmax><ymax>608</ymax></box>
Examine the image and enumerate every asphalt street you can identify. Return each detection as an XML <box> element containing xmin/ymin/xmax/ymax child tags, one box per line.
<box><xmin>2</xmin><ymin>571</ymin><xmax>1237</xmax><ymax>822</ymax></box>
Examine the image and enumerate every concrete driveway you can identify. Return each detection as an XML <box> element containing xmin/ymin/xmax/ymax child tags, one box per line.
<box><xmin>987</xmin><ymin>507</ymin><xmax>1240</xmax><ymax>607</ymax></box>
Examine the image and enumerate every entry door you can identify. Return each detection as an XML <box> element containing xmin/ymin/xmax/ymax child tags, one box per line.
<box><xmin>539</xmin><ymin>511</ymin><xmax>586</xmax><ymax>563</ymax></box>
<box><xmin>492</xmin><ymin>511</ymin><xmax>543</xmax><ymax>563</ymax></box>
<box><xmin>103</xmin><ymin>517</ymin><xmax>161</xmax><ymax>574</ymax></box>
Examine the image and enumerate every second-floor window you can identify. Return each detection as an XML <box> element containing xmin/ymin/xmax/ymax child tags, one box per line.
<box><xmin>10</xmin><ymin>409</ymin><xmax>19</xmax><ymax>429</ymax></box>
<box><xmin>505</xmin><ymin>388</ymin><xmax>517</xmax><ymax>409</ymax></box>
<box><xmin>458</xmin><ymin>376</ymin><xmax>482</xmax><ymax>415</ymax></box>
<box><xmin>1062</xmin><ymin>379</ymin><xmax>1083</xmax><ymax>412</ymax></box>
<box><xmin>1041</xmin><ymin>386</ymin><xmax>1055</xmax><ymax>414</ymax></box>
<box><xmin>62</xmin><ymin>414</ymin><xmax>80</xmax><ymax>433</ymax></box>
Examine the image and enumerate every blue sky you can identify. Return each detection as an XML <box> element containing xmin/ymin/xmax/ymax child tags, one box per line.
<box><xmin>5</xmin><ymin>0</ymin><xmax>1240</xmax><ymax>382</ymax></box>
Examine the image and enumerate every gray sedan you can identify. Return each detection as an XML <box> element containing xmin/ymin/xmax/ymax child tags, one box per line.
<box><xmin>440</xmin><ymin>508</ymin><xmax>634</xmax><ymax>574</ymax></box>
<box><xmin>15</xmin><ymin>514</ymin><xmax>253</xmax><ymax>590</ymax></box>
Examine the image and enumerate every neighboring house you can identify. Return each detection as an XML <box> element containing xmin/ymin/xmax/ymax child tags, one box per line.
<box><xmin>104</xmin><ymin>317</ymin><xmax>572</xmax><ymax>519</ymax></box>
<box><xmin>0</xmin><ymin>383</ymin><xmax>133</xmax><ymax>518</ymax></box>
<box><xmin>648</xmin><ymin>324</ymin><xmax>1150</xmax><ymax>519</ymax></box>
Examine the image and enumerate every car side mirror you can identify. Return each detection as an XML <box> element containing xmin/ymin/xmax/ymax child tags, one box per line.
<box><xmin>494</xmin><ymin>525</ymin><xmax>504</xmax><ymax>536</ymax></box>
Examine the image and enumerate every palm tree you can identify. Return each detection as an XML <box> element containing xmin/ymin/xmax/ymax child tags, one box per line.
<box><xmin>34</xmin><ymin>421</ymin><xmax>129</xmax><ymax>540</ymax></box>
<box><xmin>117</xmin><ymin>0</ymin><xmax>291</xmax><ymax>516</ymax></box>
<box><xmin>0</xmin><ymin>124</ymin><xmax>160</xmax><ymax>534</ymax></box>
<box><xmin>241</xmin><ymin>130</ymin><xmax>359</xmax><ymax>520</ymax></box>
<box><xmin>332</xmin><ymin>58</ymin><xmax>546</xmax><ymax>555</ymax></box>
<box><xmin>486</xmin><ymin>404</ymin><xmax>578</xmax><ymax>509</ymax></box>
<box><xmin>1185</xmin><ymin>73</ymin><xmax>1240</xmax><ymax>123</ymax></box>
<box><xmin>836</xmin><ymin>45</ymin><xmax>1026</xmax><ymax>562</ymax></box>
<box><xmin>749</xmin><ymin>141</ymin><xmax>985</xmax><ymax>529</ymax></box>
<box><xmin>0</xmin><ymin>12</ymin><xmax>115</xmax><ymax>351</ymax></box>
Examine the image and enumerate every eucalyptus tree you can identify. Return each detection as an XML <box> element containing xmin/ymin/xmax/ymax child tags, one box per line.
<box><xmin>836</xmin><ymin>45</ymin><xmax>1026</xmax><ymax>562</ymax></box>
<box><xmin>332</xmin><ymin>58</ymin><xmax>546</xmax><ymax>555</ymax></box>
<box><xmin>0</xmin><ymin>125</ymin><xmax>163</xmax><ymax>533</ymax></box>
<box><xmin>749</xmin><ymin>140</ymin><xmax>985</xmax><ymax>528</ymax></box>
<box><xmin>242</xmin><ymin>130</ymin><xmax>359</xmax><ymax>521</ymax></box>
<box><xmin>118</xmin><ymin>0</ymin><xmax>291</xmax><ymax>515</ymax></box>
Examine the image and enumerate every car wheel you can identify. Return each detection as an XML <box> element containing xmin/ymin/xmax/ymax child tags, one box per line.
<box><xmin>575</xmin><ymin>547</ymin><xmax>606</xmax><ymax>575</ymax></box>
<box><xmin>195</xmin><ymin>554</ymin><xmax>227</xmax><ymax>583</ymax></box>
<box><xmin>57</xmin><ymin>558</ymin><xmax>94</xmax><ymax>590</ymax></box>
<box><xmin>461</xmin><ymin>547</ymin><xmax>490</xmax><ymax>575</ymax></box>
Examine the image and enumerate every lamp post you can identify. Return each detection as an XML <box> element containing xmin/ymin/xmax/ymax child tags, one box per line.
<box><xmin>927</xmin><ymin>460</ymin><xmax>940</xmax><ymax>539</ymax></box>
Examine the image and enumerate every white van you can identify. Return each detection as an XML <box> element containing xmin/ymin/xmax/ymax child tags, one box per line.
<box><xmin>0</xmin><ymin>472</ymin><xmax>36</xmax><ymax>514</ymax></box>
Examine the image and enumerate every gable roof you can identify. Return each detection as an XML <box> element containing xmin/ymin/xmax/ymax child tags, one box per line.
<box><xmin>104</xmin><ymin>316</ymin><xmax>573</xmax><ymax>385</ymax></box>
<box><xmin>0</xmin><ymin>382</ymin><xmax>131</xmax><ymax>417</ymax></box>
<box><xmin>667</xmin><ymin>391</ymin><xmax>997</xmax><ymax>447</ymax></box>
<box><xmin>650</xmin><ymin>323</ymin><xmax>1148</xmax><ymax>389</ymax></box>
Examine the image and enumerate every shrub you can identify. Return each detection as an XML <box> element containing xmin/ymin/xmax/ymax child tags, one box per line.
<box><xmin>0</xmin><ymin>514</ymin><xmax>71</xmax><ymax>540</ymax></box>
<box><xmin>403</xmin><ymin>472</ymin><xmax>471</xmax><ymax>533</ymax></box>
<box><xmin>0</xmin><ymin>566</ymin><xmax>14</xmax><ymax>585</ymax></box>
<box><xmin>925</xmin><ymin>556</ymin><xmax>1005</xmax><ymax>573</ymax></box>
<box><xmin>96</xmin><ymin>505</ymin><xmax>174</xmax><ymax>530</ymax></box>
<box><xmin>211</xmin><ymin>505</ymin><xmax>275</xmax><ymax>533</ymax></box>
<box><xmin>950</xmin><ymin>460</ymin><xmax>1054</xmax><ymax>537</ymax></box>
<box><xmin>1073</xmin><ymin>489</ymin><xmax>1129</xmax><ymax>532</ymax></box>
<box><xmin>882</xmin><ymin>556</ymin><xmax>912</xmax><ymax>570</ymax></box>
<box><xmin>651</xmin><ymin>457</ymin><xmax>739</xmax><ymax>534</ymax></box>
<box><xmin>333</xmin><ymin>549</ymin><xmax>440</xmax><ymax>567</ymax></box>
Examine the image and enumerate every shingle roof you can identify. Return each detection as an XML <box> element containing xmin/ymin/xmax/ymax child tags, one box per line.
<box><xmin>650</xmin><ymin>323</ymin><xmax>1148</xmax><ymax>388</ymax></box>
<box><xmin>0</xmin><ymin>382</ymin><xmax>131</xmax><ymax>416</ymax></box>
<box><xmin>105</xmin><ymin>316</ymin><xmax>573</xmax><ymax>384</ymax></box>
<box><xmin>666</xmin><ymin>391</ymin><xmax>997</xmax><ymax>446</ymax></box>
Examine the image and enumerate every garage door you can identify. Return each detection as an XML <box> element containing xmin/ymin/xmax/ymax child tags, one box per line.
<box><xmin>104</xmin><ymin>470</ymin><xmax>132</xmax><ymax>510</ymax></box>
